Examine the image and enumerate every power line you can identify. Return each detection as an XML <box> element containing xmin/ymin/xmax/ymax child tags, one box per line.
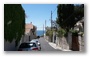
<box><xmin>52</xmin><ymin>7</ymin><xmax>57</xmax><ymax>15</ymax></box>
<box><xmin>61</xmin><ymin>12</ymin><xmax>75</xmax><ymax>25</ymax></box>
<box><xmin>51</xmin><ymin>7</ymin><xmax>57</xmax><ymax>19</ymax></box>
<box><xmin>51</xmin><ymin>11</ymin><xmax>52</xmax><ymax>30</ymax></box>
<box><xmin>49</xmin><ymin>6</ymin><xmax>57</xmax><ymax>30</ymax></box>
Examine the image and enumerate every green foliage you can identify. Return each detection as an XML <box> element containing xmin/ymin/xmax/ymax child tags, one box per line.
<box><xmin>57</xmin><ymin>4</ymin><xmax>74</xmax><ymax>29</ymax></box>
<box><xmin>74</xmin><ymin>4</ymin><xmax>84</xmax><ymax>19</ymax></box>
<box><xmin>69</xmin><ymin>29</ymin><xmax>78</xmax><ymax>36</ymax></box>
<box><xmin>46</xmin><ymin>31</ymin><xmax>49</xmax><ymax>36</ymax></box>
<box><xmin>4</xmin><ymin>4</ymin><xmax>25</xmax><ymax>44</ymax></box>
<box><xmin>56</xmin><ymin>4</ymin><xmax>84</xmax><ymax>29</ymax></box>
<box><xmin>57</xmin><ymin>28</ymin><xmax>66</xmax><ymax>37</ymax></box>
<box><xmin>46</xmin><ymin>30</ymin><xmax>53</xmax><ymax>38</ymax></box>
<box><xmin>69</xmin><ymin>29</ymin><xmax>78</xmax><ymax>33</ymax></box>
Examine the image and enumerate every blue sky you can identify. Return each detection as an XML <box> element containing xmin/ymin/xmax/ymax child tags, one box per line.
<box><xmin>21</xmin><ymin>4</ymin><xmax>58</xmax><ymax>30</ymax></box>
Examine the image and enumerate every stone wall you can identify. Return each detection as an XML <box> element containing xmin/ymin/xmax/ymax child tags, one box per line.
<box><xmin>56</xmin><ymin>36</ymin><xmax>69</xmax><ymax>50</ymax></box>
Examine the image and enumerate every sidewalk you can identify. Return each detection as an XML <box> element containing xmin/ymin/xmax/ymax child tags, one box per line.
<box><xmin>44</xmin><ymin>36</ymin><xmax>71</xmax><ymax>51</ymax></box>
<box><xmin>48</xmin><ymin>42</ymin><xmax>71</xmax><ymax>51</ymax></box>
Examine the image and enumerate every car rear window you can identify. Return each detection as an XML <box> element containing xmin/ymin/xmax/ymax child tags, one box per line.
<box><xmin>19</xmin><ymin>43</ymin><xmax>37</xmax><ymax>48</ymax></box>
<box><xmin>19</xmin><ymin>43</ymin><xmax>31</xmax><ymax>48</ymax></box>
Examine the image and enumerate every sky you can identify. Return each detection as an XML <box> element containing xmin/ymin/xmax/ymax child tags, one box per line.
<box><xmin>21</xmin><ymin>4</ymin><xmax>58</xmax><ymax>30</ymax></box>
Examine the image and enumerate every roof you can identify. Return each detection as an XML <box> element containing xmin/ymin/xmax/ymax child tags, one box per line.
<box><xmin>25</xmin><ymin>23</ymin><xmax>33</xmax><ymax>29</ymax></box>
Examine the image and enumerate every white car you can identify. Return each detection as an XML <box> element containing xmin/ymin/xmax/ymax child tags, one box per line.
<box><xmin>18</xmin><ymin>42</ymin><xmax>39</xmax><ymax>51</ymax></box>
<box><xmin>30</xmin><ymin>39</ymin><xmax>41</xmax><ymax>51</ymax></box>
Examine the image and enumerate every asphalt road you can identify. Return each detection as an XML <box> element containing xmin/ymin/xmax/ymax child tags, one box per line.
<box><xmin>38</xmin><ymin>37</ymin><xmax>60</xmax><ymax>51</ymax></box>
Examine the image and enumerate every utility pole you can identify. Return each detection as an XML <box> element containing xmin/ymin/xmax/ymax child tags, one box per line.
<box><xmin>51</xmin><ymin>11</ymin><xmax>52</xmax><ymax>30</ymax></box>
<box><xmin>43</xmin><ymin>24</ymin><xmax>44</xmax><ymax>36</ymax></box>
<box><xmin>45</xmin><ymin>20</ymin><xmax>46</xmax><ymax>32</ymax></box>
<box><xmin>45</xmin><ymin>20</ymin><xmax>46</xmax><ymax>38</ymax></box>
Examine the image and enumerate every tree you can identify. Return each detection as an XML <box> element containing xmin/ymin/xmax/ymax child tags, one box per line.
<box><xmin>56</xmin><ymin>4</ymin><xmax>74</xmax><ymax>29</ymax></box>
<box><xmin>56</xmin><ymin>4</ymin><xmax>84</xmax><ymax>30</ymax></box>
<box><xmin>74</xmin><ymin>4</ymin><xmax>84</xmax><ymax>22</ymax></box>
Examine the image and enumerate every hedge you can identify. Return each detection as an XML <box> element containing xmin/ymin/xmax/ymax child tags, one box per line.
<box><xmin>4</xmin><ymin>4</ymin><xmax>25</xmax><ymax>44</ymax></box>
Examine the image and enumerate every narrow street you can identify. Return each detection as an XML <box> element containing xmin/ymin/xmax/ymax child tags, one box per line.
<box><xmin>38</xmin><ymin>37</ymin><xmax>61</xmax><ymax>51</ymax></box>
<box><xmin>4</xmin><ymin>4</ymin><xmax>84</xmax><ymax>51</ymax></box>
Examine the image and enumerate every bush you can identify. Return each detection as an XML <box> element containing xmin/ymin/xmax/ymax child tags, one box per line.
<box><xmin>57</xmin><ymin>28</ymin><xmax>66</xmax><ymax>37</ymax></box>
<box><xmin>46</xmin><ymin>30</ymin><xmax>53</xmax><ymax>38</ymax></box>
<box><xmin>69</xmin><ymin>29</ymin><xmax>78</xmax><ymax>36</ymax></box>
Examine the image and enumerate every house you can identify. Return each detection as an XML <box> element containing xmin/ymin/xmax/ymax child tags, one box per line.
<box><xmin>24</xmin><ymin>22</ymin><xmax>37</xmax><ymax>42</ymax></box>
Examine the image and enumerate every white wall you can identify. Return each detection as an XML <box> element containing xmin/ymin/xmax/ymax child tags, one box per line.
<box><xmin>67</xmin><ymin>32</ymin><xmax>72</xmax><ymax>49</ymax></box>
<box><xmin>78</xmin><ymin>35</ymin><xmax>84</xmax><ymax>51</ymax></box>
<box><xmin>53</xmin><ymin>31</ymin><xmax>55</xmax><ymax>43</ymax></box>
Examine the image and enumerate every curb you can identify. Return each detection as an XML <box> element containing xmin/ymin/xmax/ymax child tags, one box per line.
<box><xmin>48</xmin><ymin>42</ymin><xmax>71</xmax><ymax>51</ymax></box>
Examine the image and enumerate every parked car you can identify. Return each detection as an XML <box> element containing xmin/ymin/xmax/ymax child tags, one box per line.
<box><xmin>18</xmin><ymin>42</ymin><xmax>39</xmax><ymax>51</ymax></box>
<box><xmin>30</xmin><ymin>39</ymin><xmax>41</xmax><ymax>51</ymax></box>
<box><xmin>37</xmin><ymin>36</ymin><xmax>40</xmax><ymax>39</ymax></box>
